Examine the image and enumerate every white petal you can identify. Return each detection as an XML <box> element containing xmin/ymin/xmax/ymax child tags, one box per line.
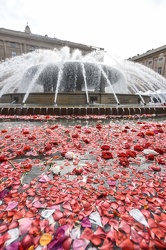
<box><xmin>41</xmin><ymin>209</ymin><xmax>55</xmax><ymax>219</ymax></box>
<box><xmin>5</xmin><ymin>228</ymin><xmax>19</xmax><ymax>246</ymax></box>
<box><xmin>70</xmin><ymin>226</ymin><xmax>81</xmax><ymax>239</ymax></box>
<box><xmin>129</xmin><ymin>209</ymin><xmax>149</xmax><ymax>227</ymax></box>
<box><xmin>143</xmin><ymin>149</ymin><xmax>158</xmax><ymax>155</ymax></box>
<box><xmin>89</xmin><ymin>211</ymin><xmax>102</xmax><ymax>227</ymax></box>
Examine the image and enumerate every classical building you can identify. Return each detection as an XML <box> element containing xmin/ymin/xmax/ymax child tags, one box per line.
<box><xmin>130</xmin><ymin>45</ymin><xmax>166</xmax><ymax>78</ymax></box>
<box><xmin>0</xmin><ymin>24</ymin><xmax>104</xmax><ymax>61</ymax></box>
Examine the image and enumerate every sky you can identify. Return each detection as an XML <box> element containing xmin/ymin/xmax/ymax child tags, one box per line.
<box><xmin>0</xmin><ymin>0</ymin><xmax>166</xmax><ymax>59</ymax></box>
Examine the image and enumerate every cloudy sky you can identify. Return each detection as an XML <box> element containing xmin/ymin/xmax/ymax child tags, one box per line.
<box><xmin>0</xmin><ymin>0</ymin><xmax>166</xmax><ymax>59</ymax></box>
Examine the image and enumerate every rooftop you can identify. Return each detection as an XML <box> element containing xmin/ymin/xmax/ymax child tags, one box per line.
<box><xmin>0</xmin><ymin>26</ymin><xmax>104</xmax><ymax>51</ymax></box>
<box><xmin>130</xmin><ymin>44</ymin><xmax>166</xmax><ymax>60</ymax></box>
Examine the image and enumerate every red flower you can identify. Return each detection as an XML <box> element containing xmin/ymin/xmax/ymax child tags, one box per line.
<box><xmin>151</xmin><ymin>165</ymin><xmax>161</xmax><ymax>171</ymax></box>
<box><xmin>96</xmin><ymin>124</ymin><xmax>102</xmax><ymax>130</ymax></box>
<box><xmin>72</xmin><ymin>133</ymin><xmax>79</xmax><ymax>138</ymax></box>
<box><xmin>157</xmin><ymin>157</ymin><xmax>165</xmax><ymax>164</ymax></box>
<box><xmin>22</xmin><ymin>128</ymin><xmax>30</xmax><ymax>134</ymax></box>
<box><xmin>61</xmin><ymin>151</ymin><xmax>67</xmax><ymax>157</ymax></box>
<box><xmin>154</xmin><ymin>148</ymin><xmax>164</xmax><ymax>155</ymax></box>
<box><xmin>49</xmin><ymin>140</ymin><xmax>58</xmax><ymax>146</ymax></box>
<box><xmin>146</xmin><ymin>154</ymin><xmax>155</xmax><ymax>161</ymax></box>
<box><xmin>1</xmin><ymin>129</ymin><xmax>7</xmax><ymax>133</ymax></box>
<box><xmin>123</xmin><ymin>143</ymin><xmax>130</xmax><ymax>149</ymax></box>
<box><xmin>119</xmin><ymin>157</ymin><xmax>129</xmax><ymax>167</ymax></box>
<box><xmin>23</xmin><ymin>145</ymin><xmax>31</xmax><ymax>151</ymax></box>
<box><xmin>84</xmin><ymin>129</ymin><xmax>91</xmax><ymax>134</ymax></box>
<box><xmin>16</xmin><ymin>150</ymin><xmax>24</xmax><ymax>156</ymax></box>
<box><xmin>72</xmin><ymin>167</ymin><xmax>83</xmax><ymax>175</ymax></box>
<box><xmin>0</xmin><ymin>154</ymin><xmax>7</xmax><ymax>162</ymax></box>
<box><xmin>134</xmin><ymin>145</ymin><xmax>144</xmax><ymax>151</ymax></box>
<box><xmin>117</xmin><ymin>152</ymin><xmax>128</xmax><ymax>158</ymax></box>
<box><xmin>23</xmin><ymin>164</ymin><xmax>32</xmax><ymax>172</ymax></box>
<box><xmin>102</xmin><ymin>151</ymin><xmax>113</xmax><ymax>159</ymax></box>
<box><xmin>44</xmin><ymin>144</ymin><xmax>52</xmax><ymax>151</ymax></box>
<box><xmin>101</xmin><ymin>145</ymin><xmax>110</xmax><ymax>151</ymax></box>
<box><xmin>154</xmin><ymin>129</ymin><xmax>164</xmax><ymax>133</ymax></box>
<box><xmin>82</xmin><ymin>137</ymin><xmax>90</xmax><ymax>144</ymax></box>
<box><xmin>28</xmin><ymin>135</ymin><xmax>36</xmax><ymax>140</ymax></box>
<box><xmin>75</xmin><ymin>125</ymin><xmax>81</xmax><ymax>129</ymax></box>
<box><xmin>126</xmin><ymin>150</ymin><xmax>136</xmax><ymax>158</ymax></box>
<box><xmin>137</xmin><ymin>132</ymin><xmax>145</xmax><ymax>137</ymax></box>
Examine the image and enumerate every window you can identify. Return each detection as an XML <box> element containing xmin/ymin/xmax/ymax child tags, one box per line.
<box><xmin>158</xmin><ymin>57</ymin><xmax>163</xmax><ymax>61</ymax></box>
<box><xmin>148</xmin><ymin>60</ymin><xmax>152</xmax><ymax>64</ymax></box>
<box><xmin>10</xmin><ymin>42</ymin><xmax>16</xmax><ymax>48</ymax></box>
<box><xmin>157</xmin><ymin>67</ymin><xmax>162</xmax><ymax>74</ymax></box>
<box><xmin>29</xmin><ymin>46</ymin><xmax>36</xmax><ymax>52</ymax></box>
<box><xmin>11</xmin><ymin>51</ymin><xmax>17</xmax><ymax>57</ymax></box>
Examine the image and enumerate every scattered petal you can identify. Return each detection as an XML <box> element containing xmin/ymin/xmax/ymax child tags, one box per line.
<box><xmin>39</xmin><ymin>175</ymin><xmax>50</xmax><ymax>182</ymax></box>
<box><xmin>19</xmin><ymin>218</ymin><xmax>33</xmax><ymax>235</ymax></box>
<box><xmin>143</xmin><ymin>149</ymin><xmax>158</xmax><ymax>155</ymax></box>
<box><xmin>70</xmin><ymin>226</ymin><xmax>81</xmax><ymax>239</ymax></box>
<box><xmin>39</xmin><ymin>233</ymin><xmax>52</xmax><ymax>246</ymax></box>
<box><xmin>89</xmin><ymin>211</ymin><xmax>102</xmax><ymax>227</ymax></box>
<box><xmin>129</xmin><ymin>209</ymin><xmax>149</xmax><ymax>227</ymax></box>
<box><xmin>41</xmin><ymin>209</ymin><xmax>55</xmax><ymax>219</ymax></box>
<box><xmin>6</xmin><ymin>201</ymin><xmax>18</xmax><ymax>211</ymax></box>
<box><xmin>81</xmin><ymin>217</ymin><xmax>92</xmax><ymax>228</ymax></box>
<box><xmin>73</xmin><ymin>239</ymin><xmax>89</xmax><ymax>250</ymax></box>
<box><xmin>5</xmin><ymin>228</ymin><xmax>19</xmax><ymax>246</ymax></box>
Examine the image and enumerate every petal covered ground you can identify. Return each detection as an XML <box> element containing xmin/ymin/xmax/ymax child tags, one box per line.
<box><xmin>0</xmin><ymin>114</ymin><xmax>166</xmax><ymax>250</ymax></box>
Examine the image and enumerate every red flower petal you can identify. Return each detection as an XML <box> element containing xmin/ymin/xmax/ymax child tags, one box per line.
<box><xmin>0</xmin><ymin>232</ymin><xmax>11</xmax><ymax>245</ymax></box>
<box><xmin>90</xmin><ymin>234</ymin><xmax>101</xmax><ymax>246</ymax></box>
<box><xmin>130</xmin><ymin>226</ymin><xmax>142</xmax><ymax>243</ymax></box>
<box><xmin>118</xmin><ymin>238</ymin><xmax>134</xmax><ymax>250</ymax></box>
<box><xmin>53</xmin><ymin>210</ymin><xmax>63</xmax><ymax>221</ymax></box>
<box><xmin>99</xmin><ymin>238</ymin><xmax>114</xmax><ymax>250</ymax></box>
<box><xmin>119</xmin><ymin>220</ymin><xmax>131</xmax><ymax>234</ymax></box>
<box><xmin>21</xmin><ymin>234</ymin><xmax>34</xmax><ymax>249</ymax></box>
<box><xmin>8</xmin><ymin>220</ymin><xmax>19</xmax><ymax>230</ymax></box>
<box><xmin>101</xmin><ymin>145</ymin><xmax>110</xmax><ymax>151</ymax></box>
<box><xmin>80</xmin><ymin>228</ymin><xmax>93</xmax><ymax>240</ymax></box>
<box><xmin>151</xmin><ymin>227</ymin><xmax>165</xmax><ymax>239</ymax></box>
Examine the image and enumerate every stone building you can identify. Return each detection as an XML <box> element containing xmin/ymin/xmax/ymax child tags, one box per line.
<box><xmin>0</xmin><ymin>24</ymin><xmax>104</xmax><ymax>61</ymax></box>
<box><xmin>130</xmin><ymin>44</ymin><xmax>166</xmax><ymax>78</ymax></box>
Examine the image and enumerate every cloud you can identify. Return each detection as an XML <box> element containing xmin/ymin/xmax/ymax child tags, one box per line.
<box><xmin>0</xmin><ymin>0</ymin><xmax>166</xmax><ymax>59</ymax></box>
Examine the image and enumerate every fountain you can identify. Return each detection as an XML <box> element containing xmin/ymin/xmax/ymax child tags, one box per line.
<box><xmin>19</xmin><ymin>61</ymin><xmax>127</xmax><ymax>105</ymax></box>
<box><xmin>0</xmin><ymin>46</ymin><xmax>166</xmax><ymax>116</ymax></box>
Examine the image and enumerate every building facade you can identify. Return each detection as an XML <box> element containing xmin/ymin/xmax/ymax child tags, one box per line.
<box><xmin>130</xmin><ymin>45</ymin><xmax>166</xmax><ymax>79</ymax></box>
<box><xmin>0</xmin><ymin>25</ymin><xmax>104</xmax><ymax>61</ymax></box>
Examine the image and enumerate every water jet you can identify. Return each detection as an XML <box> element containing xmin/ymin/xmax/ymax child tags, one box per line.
<box><xmin>0</xmin><ymin>46</ymin><xmax>166</xmax><ymax>116</ymax></box>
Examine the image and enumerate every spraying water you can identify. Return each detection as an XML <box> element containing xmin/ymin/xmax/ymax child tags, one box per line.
<box><xmin>0</xmin><ymin>46</ymin><xmax>166</xmax><ymax>104</ymax></box>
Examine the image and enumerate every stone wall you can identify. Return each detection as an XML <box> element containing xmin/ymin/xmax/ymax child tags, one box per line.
<box><xmin>0</xmin><ymin>92</ymin><xmax>150</xmax><ymax>105</ymax></box>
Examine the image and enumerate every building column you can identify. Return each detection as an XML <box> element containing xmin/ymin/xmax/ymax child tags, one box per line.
<box><xmin>19</xmin><ymin>43</ymin><xmax>23</xmax><ymax>54</ymax></box>
<box><xmin>163</xmin><ymin>54</ymin><xmax>166</xmax><ymax>78</ymax></box>
<box><xmin>3</xmin><ymin>40</ymin><xmax>7</xmax><ymax>59</ymax></box>
<box><xmin>153</xmin><ymin>58</ymin><xmax>158</xmax><ymax>72</ymax></box>
<box><xmin>23</xmin><ymin>43</ymin><xmax>27</xmax><ymax>53</ymax></box>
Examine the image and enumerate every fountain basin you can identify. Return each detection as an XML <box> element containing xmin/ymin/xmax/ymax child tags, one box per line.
<box><xmin>0</xmin><ymin>92</ymin><xmax>150</xmax><ymax>105</ymax></box>
<box><xmin>0</xmin><ymin>103</ymin><xmax>166</xmax><ymax>117</ymax></box>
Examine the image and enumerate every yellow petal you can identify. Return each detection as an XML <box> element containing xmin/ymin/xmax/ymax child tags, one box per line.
<box><xmin>28</xmin><ymin>246</ymin><xmax>35</xmax><ymax>250</ymax></box>
<box><xmin>40</xmin><ymin>233</ymin><xmax>52</xmax><ymax>246</ymax></box>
